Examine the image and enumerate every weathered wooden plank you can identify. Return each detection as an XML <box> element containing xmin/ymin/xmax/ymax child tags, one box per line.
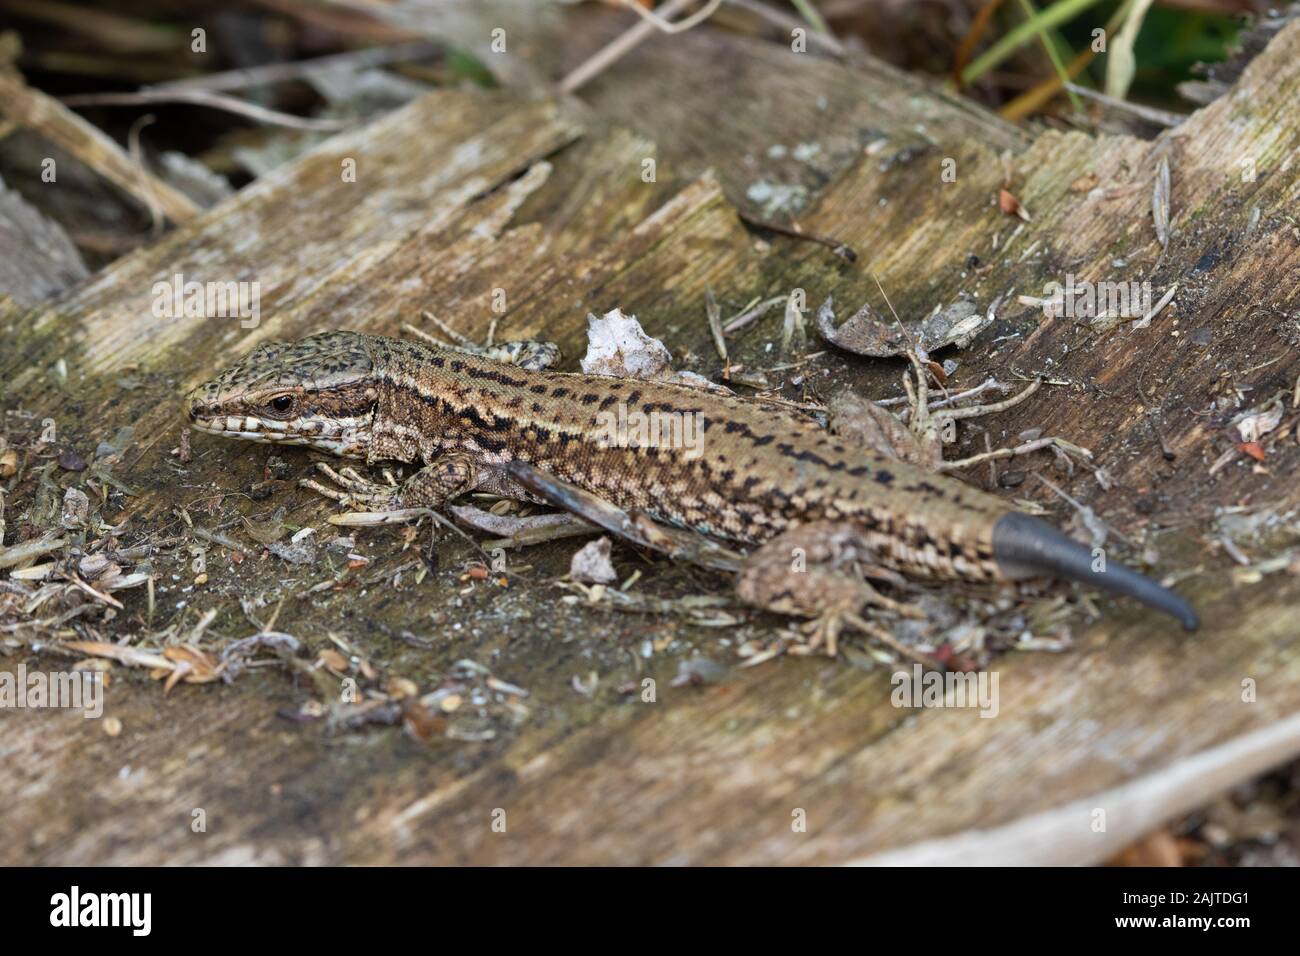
<box><xmin>8</xmin><ymin>93</ymin><xmax>582</xmax><ymax>389</ymax></box>
<box><xmin>2</xmin><ymin>15</ymin><xmax>1299</xmax><ymax>867</ymax></box>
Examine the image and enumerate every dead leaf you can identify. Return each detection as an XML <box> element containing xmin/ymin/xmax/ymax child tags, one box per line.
<box><xmin>998</xmin><ymin>188</ymin><xmax>1030</xmax><ymax>221</ymax></box>
<box><xmin>162</xmin><ymin>644</ymin><xmax>221</xmax><ymax>685</ymax></box>
<box><xmin>816</xmin><ymin>296</ymin><xmax>992</xmax><ymax>359</ymax></box>
<box><xmin>1233</xmin><ymin>398</ymin><xmax>1284</xmax><ymax>444</ymax></box>
<box><xmin>828</xmin><ymin>392</ymin><xmax>939</xmax><ymax>469</ymax></box>
<box><xmin>317</xmin><ymin>648</ymin><xmax>349</xmax><ymax>672</ymax></box>
<box><xmin>401</xmin><ymin>701</ymin><xmax>446</xmax><ymax>742</ymax></box>
<box><xmin>1108</xmin><ymin>828</ymin><xmax>1185</xmax><ymax>867</ymax></box>
<box><xmin>63</xmin><ymin>640</ymin><xmax>171</xmax><ymax>670</ymax></box>
<box><xmin>1236</xmin><ymin>441</ymin><xmax>1266</xmax><ymax>462</ymax></box>
<box><xmin>387</xmin><ymin>677</ymin><xmax>418</xmax><ymax>699</ymax></box>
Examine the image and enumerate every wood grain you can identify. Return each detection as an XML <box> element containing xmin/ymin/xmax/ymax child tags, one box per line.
<box><xmin>1</xmin><ymin>17</ymin><xmax>1298</xmax><ymax>865</ymax></box>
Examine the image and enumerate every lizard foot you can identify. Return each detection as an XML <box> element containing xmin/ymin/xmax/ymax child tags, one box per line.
<box><xmin>301</xmin><ymin>453</ymin><xmax>481</xmax><ymax>522</ymax></box>
<box><xmin>412</xmin><ymin>311</ymin><xmax>562</xmax><ymax>370</ymax></box>
<box><xmin>302</xmin><ymin>463</ymin><xmax>405</xmax><ymax>511</ymax></box>
<box><xmin>794</xmin><ymin>611</ymin><xmax>847</xmax><ymax>657</ymax></box>
<box><xmin>737</xmin><ymin>520</ymin><xmax>931</xmax><ymax>657</ymax></box>
<box><xmin>788</xmin><ymin>608</ymin><xmax>941</xmax><ymax>666</ymax></box>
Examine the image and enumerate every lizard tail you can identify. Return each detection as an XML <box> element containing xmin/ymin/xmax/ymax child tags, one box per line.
<box><xmin>992</xmin><ymin>512</ymin><xmax>1199</xmax><ymax>631</ymax></box>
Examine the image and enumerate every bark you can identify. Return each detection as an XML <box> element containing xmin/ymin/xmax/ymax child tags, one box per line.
<box><xmin>1</xmin><ymin>13</ymin><xmax>1298</xmax><ymax>865</ymax></box>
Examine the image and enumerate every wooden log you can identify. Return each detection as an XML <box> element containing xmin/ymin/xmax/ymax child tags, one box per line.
<box><xmin>1</xmin><ymin>15</ymin><xmax>1298</xmax><ymax>865</ymax></box>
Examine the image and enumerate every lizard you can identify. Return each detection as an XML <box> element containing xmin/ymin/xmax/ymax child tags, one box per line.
<box><xmin>187</xmin><ymin>330</ymin><xmax>1199</xmax><ymax>640</ymax></box>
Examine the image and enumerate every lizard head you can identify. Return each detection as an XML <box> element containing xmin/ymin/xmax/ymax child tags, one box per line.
<box><xmin>187</xmin><ymin>331</ymin><xmax>378</xmax><ymax>457</ymax></box>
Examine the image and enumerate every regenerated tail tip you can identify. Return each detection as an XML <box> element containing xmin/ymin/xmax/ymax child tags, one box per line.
<box><xmin>993</xmin><ymin>512</ymin><xmax>1199</xmax><ymax>631</ymax></box>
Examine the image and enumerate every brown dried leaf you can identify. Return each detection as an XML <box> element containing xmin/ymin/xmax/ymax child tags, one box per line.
<box><xmin>816</xmin><ymin>296</ymin><xmax>991</xmax><ymax>359</ymax></box>
<box><xmin>828</xmin><ymin>392</ymin><xmax>939</xmax><ymax>469</ymax></box>
<box><xmin>998</xmin><ymin>188</ymin><xmax>1030</xmax><ymax>221</ymax></box>
<box><xmin>1233</xmin><ymin>398</ymin><xmax>1284</xmax><ymax>444</ymax></box>
<box><xmin>1237</xmin><ymin>441</ymin><xmax>1266</xmax><ymax>462</ymax></box>
<box><xmin>317</xmin><ymin>648</ymin><xmax>349</xmax><ymax>672</ymax></box>
<box><xmin>162</xmin><ymin>644</ymin><xmax>221</xmax><ymax>685</ymax></box>
<box><xmin>1108</xmin><ymin>828</ymin><xmax>1185</xmax><ymax>867</ymax></box>
<box><xmin>163</xmin><ymin>662</ymin><xmax>189</xmax><ymax>695</ymax></box>
<box><xmin>401</xmin><ymin>701</ymin><xmax>447</xmax><ymax>742</ymax></box>
<box><xmin>64</xmin><ymin>640</ymin><xmax>171</xmax><ymax>670</ymax></box>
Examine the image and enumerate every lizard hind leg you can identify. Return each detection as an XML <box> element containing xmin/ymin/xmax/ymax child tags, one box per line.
<box><xmin>484</xmin><ymin>340</ymin><xmax>562</xmax><ymax>371</ymax></box>
<box><xmin>736</xmin><ymin>521</ymin><xmax>924</xmax><ymax>656</ymax></box>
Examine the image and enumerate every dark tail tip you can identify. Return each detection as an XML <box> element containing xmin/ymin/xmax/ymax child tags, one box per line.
<box><xmin>993</xmin><ymin>512</ymin><xmax>1199</xmax><ymax>631</ymax></box>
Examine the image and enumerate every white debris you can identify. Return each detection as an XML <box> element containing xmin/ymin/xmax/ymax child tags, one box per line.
<box><xmin>570</xmin><ymin>536</ymin><xmax>618</xmax><ymax>585</ymax></box>
<box><xmin>581</xmin><ymin>309</ymin><xmax>675</xmax><ymax>379</ymax></box>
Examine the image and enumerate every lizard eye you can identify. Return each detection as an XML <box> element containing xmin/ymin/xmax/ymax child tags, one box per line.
<box><xmin>268</xmin><ymin>395</ymin><xmax>295</xmax><ymax>414</ymax></box>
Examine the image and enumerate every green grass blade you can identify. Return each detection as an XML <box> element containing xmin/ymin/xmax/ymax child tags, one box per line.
<box><xmin>789</xmin><ymin>0</ymin><xmax>830</xmax><ymax>35</ymax></box>
<box><xmin>960</xmin><ymin>0</ymin><xmax>1105</xmax><ymax>86</ymax></box>
<box><xmin>1016</xmin><ymin>0</ymin><xmax>1083</xmax><ymax>112</ymax></box>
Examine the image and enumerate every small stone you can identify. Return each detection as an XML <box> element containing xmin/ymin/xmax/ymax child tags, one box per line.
<box><xmin>998</xmin><ymin>471</ymin><xmax>1026</xmax><ymax>488</ymax></box>
<box><xmin>61</xmin><ymin>487</ymin><xmax>90</xmax><ymax>529</ymax></box>
<box><xmin>103</xmin><ymin>717</ymin><xmax>123</xmax><ymax>737</ymax></box>
<box><xmin>57</xmin><ymin>449</ymin><xmax>87</xmax><ymax>471</ymax></box>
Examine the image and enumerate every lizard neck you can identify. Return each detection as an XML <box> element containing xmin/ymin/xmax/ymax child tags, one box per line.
<box><xmin>367</xmin><ymin>337</ymin><xmax>523</xmax><ymax>466</ymax></box>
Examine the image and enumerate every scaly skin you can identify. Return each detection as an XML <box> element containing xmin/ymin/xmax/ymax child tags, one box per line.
<box><xmin>188</xmin><ymin>331</ymin><xmax>1199</xmax><ymax>630</ymax></box>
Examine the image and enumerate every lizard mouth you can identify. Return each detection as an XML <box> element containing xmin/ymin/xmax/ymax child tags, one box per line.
<box><xmin>189</xmin><ymin>413</ymin><xmax>291</xmax><ymax>442</ymax></box>
<box><xmin>187</xmin><ymin>401</ymin><xmax>369</xmax><ymax>457</ymax></box>
<box><xmin>187</xmin><ymin>398</ymin><xmax>290</xmax><ymax>442</ymax></box>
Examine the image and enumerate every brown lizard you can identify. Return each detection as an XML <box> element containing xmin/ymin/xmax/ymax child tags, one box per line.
<box><xmin>187</xmin><ymin>331</ymin><xmax>1199</xmax><ymax>635</ymax></box>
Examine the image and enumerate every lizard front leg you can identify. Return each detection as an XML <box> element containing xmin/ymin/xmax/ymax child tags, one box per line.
<box><xmin>303</xmin><ymin>452</ymin><xmax>480</xmax><ymax>512</ymax></box>
<box><xmin>736</xmin><ymin>520</ymin><xmax>922</xmax><ymax>656</ymax></box>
